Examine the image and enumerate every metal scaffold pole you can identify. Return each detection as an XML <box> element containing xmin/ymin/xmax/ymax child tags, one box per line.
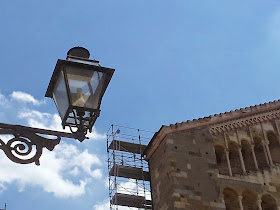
<box><xmin>107</xmin><ymin>124</ymin><xmax>154</xmax><ymax>210</ymax></box>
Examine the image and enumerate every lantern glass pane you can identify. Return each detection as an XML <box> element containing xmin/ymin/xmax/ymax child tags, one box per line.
<box><xmin>53</xmin><ymin>71</ymin><xmax>69</xmax><ymax>119</ymax></box>
<box><xmin>66</xmin><ymin>66</ymin><xmax>108</xmax><ymax>110</ymax></box>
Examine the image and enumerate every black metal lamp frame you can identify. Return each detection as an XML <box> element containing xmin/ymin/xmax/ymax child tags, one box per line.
<box><xmin>45</xmin><ymin>59</ymin><xmax>114</xmax><ymax>142</ymax></box>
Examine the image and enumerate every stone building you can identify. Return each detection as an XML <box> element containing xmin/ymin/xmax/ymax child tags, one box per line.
<box><xmin>144</xmin><ymin>100</ymin><xmax>280</xmax><ymax>210</ymax></box>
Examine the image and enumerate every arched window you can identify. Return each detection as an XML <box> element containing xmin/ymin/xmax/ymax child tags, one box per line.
<box><xmin>242</xmin><ymin>190</ymin><xmax>258</xmax><ymax>210</ymax></box>
<box><xmin>241</xmin><ymin>140</ymin><xmax>255</xmax><ymax>172</ymax></box>
<box><xmin>228</xmin><ymin>142</ymin><xmax>242</xmax><ymax>175</ymax></box>
<box><xmin>253</xmin><ymin>136</ymin><xmax>269</xmax><ymax>169</ymax></box>
<box><xmin>214</xmin><ymin>145</ymin><xmax>228</xmax><ymax>175</ymax></box>
<box><xmin>261</xmin><ymin>194</ymin><xmax>277</xmax><ymax>210</ymax></box>
<box><xmin>267</xmin><ymin>131</ymin><xmax>280</xmax><ymax>164</ymax></box>
<box><xmin>223</xmin><ymin>188</ymin><xmax>239</xmax><ymax>210</ymax></box>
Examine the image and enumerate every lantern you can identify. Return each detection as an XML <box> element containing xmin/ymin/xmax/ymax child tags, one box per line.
<box><xmin>45</xmin><ymin>47</ymin><xmax>114</xmax><ymax>141</ymax></box>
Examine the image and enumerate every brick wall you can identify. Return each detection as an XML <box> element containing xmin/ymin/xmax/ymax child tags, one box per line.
<box><xmin>149</xmin><ymin>127</ymin><xmax>225</xmax><ymax>210</ymax></box>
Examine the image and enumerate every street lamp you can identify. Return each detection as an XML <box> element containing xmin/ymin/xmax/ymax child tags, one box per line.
<box><xmin>0</xmin><ymin>47</ymin><xmax>114</xmax><ymax>165</ymax></box>
<box><xmin>45</xmin><ymin>47</ymin><xmax>115</xmax><ymax>141</ymax></box>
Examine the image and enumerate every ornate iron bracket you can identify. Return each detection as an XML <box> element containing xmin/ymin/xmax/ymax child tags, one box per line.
<box><xmin>0</xmin><ymin>123</ymin><xmax>76</xmax><ymax>165</ymax></box>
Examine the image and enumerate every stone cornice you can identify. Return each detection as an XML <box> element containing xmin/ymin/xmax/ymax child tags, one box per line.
<box><xmin>210</xmin><ymin>108</ymin><xmax>280</xmax><ymax>134</ymax></box>
<box><xmin>145</xmin><ymin>100</ymin><xmax>280</xmax><ymax>159</ymax></box>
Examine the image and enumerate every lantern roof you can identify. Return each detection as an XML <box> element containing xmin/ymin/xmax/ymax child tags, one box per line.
<box><xmin>45</xmin><ymin>47</ymin><xmax>114</xmax><ymax>99</ymax></box>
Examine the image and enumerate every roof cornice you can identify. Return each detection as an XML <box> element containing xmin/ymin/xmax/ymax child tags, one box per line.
<box><xmin>145</xmin><ymin>99</ymin><xmax>280</xmax><ymax>159</ymax></box>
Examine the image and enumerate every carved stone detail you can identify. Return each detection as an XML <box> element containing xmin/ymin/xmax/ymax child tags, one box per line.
<box><xmin>210</xmin><ymin>109</ymin><xmax>280</xmax><ymax>134</ymax></box>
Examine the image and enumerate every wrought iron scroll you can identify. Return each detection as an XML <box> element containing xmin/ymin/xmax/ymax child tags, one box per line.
<box><xmin>0</xmin><ymin>123</ymin><xmax>76</xmax><ymax>166</ymax></box>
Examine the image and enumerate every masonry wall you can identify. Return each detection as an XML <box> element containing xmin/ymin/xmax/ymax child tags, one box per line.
<box><xmin>148</xmin><ymin>127</ymin><xmax>225</xmax><ymax>210</ymax></box>
<box><xmin>149</xmin><ymin>119</ymin><xmax>280</xmax><ymax>210</ymax></box>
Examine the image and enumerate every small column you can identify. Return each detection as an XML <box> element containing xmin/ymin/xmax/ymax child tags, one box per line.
<box><xmin>248</xmin><ymin>126</ymin><xmax>254</xmax><ymax>144</ymax></box>
<box><xmin>262</xmin><ymin>141</ymin><xmax>270</xmax><ymax>166</ymax></box>
<box><xmin>265</xmin><ymin>141</ymin><xmax>273</xmax><ymax>166</ymax></box>
<box><xmin>248</xmin><ymin>126</ymin><xmax>259</xmax><ymax>170</ymax></box>
<box><xmin>220</xmin><ymin>193</ymin><xmax>225</xmax><ymax>204</ymax></box>
<box><xmin>236</xmin><ymin>129</ymin><xmax>241</xmax><ymax>145</ymax></box>
<box><xmin>251</xmin><ymin>145</ymin><xmax>259</xmax><ymax>170</ymax></box>
<box><xmin>223</xmin><ymin>132</ymin><xmax>229</xmax><ymax>149</ymax></box>
<box><xmin>238</xmin><ymin>147</ymin><xmax>246</xmax><ymax>174</ymax></box>
<box><xmin>256</xmin><ymin>199</ymin><xmax>262</xmax><ymax>210</ymax></box>
<box><xmin>236</xmin><ymin>129</ymin><xmax>246</xmax><ymax>173</ymax></box>
<box><xmin>261</xmin><ymin>123</ymin><xmax>273</xmax><ymax>165</ymax></box>
<box><xmin>225</xmin><ymin>149</ymin><xmax>232</xmax><ymax>176</ymax></box>
<box><xmin>274</xmin><ymin>119</ymin><xmax>280</xmax><ymax>141</ymax></box>
<box><xmin>238</xmin><ymin>195</ymin><xmax>244</xmax><ymax>210</ymax></box>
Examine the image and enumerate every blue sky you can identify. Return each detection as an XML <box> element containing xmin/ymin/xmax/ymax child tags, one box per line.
<box><xmin>1</xmin><ymin>0</ymin><xmax>280</xmax><ymax>209</ymax></box>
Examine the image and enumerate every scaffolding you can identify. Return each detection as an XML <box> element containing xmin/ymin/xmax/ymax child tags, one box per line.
<box><xmin>107</xmin><ymin>124</ymin><xmax>154</xmax><ymax>210</ymax></box>
<box><xmin>0</xmin><ymin>203</ymin><xmax>6</xmax><ymax>210</ymax></box>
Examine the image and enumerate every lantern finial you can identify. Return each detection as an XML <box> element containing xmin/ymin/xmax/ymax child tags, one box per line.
<box><xmin>67</xmin><ymin>47</ymin><xmax>90</xmax><ymax>59</ymax></box>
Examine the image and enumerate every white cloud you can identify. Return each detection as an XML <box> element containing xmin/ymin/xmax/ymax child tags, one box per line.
<box><xmin>91</xmin><ymin>169</ymin><xmax>103</xmax><ymax>179</ymax></box>
<box><xmin>10</xmin><ymin>91</ymin><xmax>45</xmax><ymax>105</ymax></box>
<box><xmin>18</xmin><ymin>110</ymin><xmax>51</xmax><ymax>121</ymax></box>
<box><xmin>18</xmin><ymin>108</ymin><xmax>106</xmax><ymax>141</ymax></box>
<box><xmin>0</xmin><ymin>135</ymin><xmax>14</xmax><ymax>143</ymax></box>
<box><xmin>69</xmin><ymin>167</ymin><xmax>80</xmax><ymax>176</ymax></box>
<box><xmin>0</xmin><ymin>91</ymin><xmax>153</xmax><ymax>208</ymax></box>
<box><xmin>0</xmin><ymin>183</ymin><xmax>6</xmax><ymax>193</ymax></box>
<box><xmin>8</xmin><ymin>91</ymin><xmax>106</xmax><ymax>141</ymax></box>
<box><xmin>0</xmin><ymin>93</ymin><xmax>8</xmax><ymax>105</ymax></box>
<box><xmin>87</xmin><ymin>128</ymin><xmax>106</xmax><ymax>141</ymax></box>
<box><xmin>95</xmin><ymin>179</ymin><xmax>151</xmax><ymax>210</ymax></box>
<box><xmin>117</xmin><ymin>179</ymin><xmax>152</xmax><ymax>200</ymax></box>
<box><xmin>0</xmin><ymin>141</ymin><xmax>103</xmax><ymax>198</ymax></box>
<box><xmin>55</xmin><ymin>143</ymin><xmax>102</xmax><ymax>179</ymax></box>
<box><xmin>105</xmin><ymin>178</ymin><xmax>109</xmax><ymax>188</ymax></box>
<box><xmin>0</xmin><ymin>91</ymin><xmax>107</xmax><ymax>198</ymax></box>
<box><xmin>93</xmin><ymin>200</ymin><xmax>110</xmax><ymax>210</ymax></box>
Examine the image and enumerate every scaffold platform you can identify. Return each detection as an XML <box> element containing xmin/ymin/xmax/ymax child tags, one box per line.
<box><xmin>107</xmin><ymin>124</ymin><xmax>154</xmax><ymax>210</ymax></box>
<box><xmin>110</xmin><ymin>193</ymin><xmax>152</xmax><ymax>208</ymax></box>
